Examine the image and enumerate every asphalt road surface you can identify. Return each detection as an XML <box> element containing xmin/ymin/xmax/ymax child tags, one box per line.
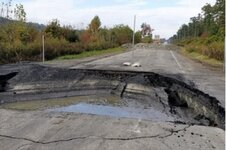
<box><xmin>69</xmin><ymin>44</ymin><xmax>225</xmax><ymax>107</ymax></box>
<box><xmin>0</xmin><ymin>109</ymin><xmax>224</xmax><ymax>150</ymax></box>
<box><xmin>0</xmin><ymin>44</ymin><xmax>224</xmax><ymax>150</ymax></box>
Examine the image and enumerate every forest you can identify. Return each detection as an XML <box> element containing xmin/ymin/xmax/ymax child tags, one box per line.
<box><xmin>0</xmin><ymin>1</ymin><xmax>143</xmax><ymax>63</ymax></box>
<box><xmin>170</xmin><ymin>0</ymin><xmax>225</xmax><ymax>61</ymax></box>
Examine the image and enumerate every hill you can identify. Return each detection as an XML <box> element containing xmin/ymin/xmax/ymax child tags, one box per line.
<box><xmin>0</xmin><ymin>17</ymin><xmax>45</xmax><ymax>31</ymax></box>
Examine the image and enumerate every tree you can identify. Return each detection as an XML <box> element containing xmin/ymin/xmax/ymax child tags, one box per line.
<box><xmin>99</xmin><ymin>27</ymin><xmax>110</xmax><ymax>42</ymax></box>
<box><xmin>14</xmin><ymin>4</ymin><xmax>26</xmax><ymax>22</ymax></box>
<box><xmin>45</xmin><ymin>19</ymin><xmax>62</xmax><ymax>38</ymax></box>
<box><xmin>0</xmin><ymin>0</ymin><xmax>13</xmax><ymax>19</ymax></box>
<box><xmin>202</xmin><ymin>4</ymin><xmax>215</xmax><ymax>35</ymax></box>
<box><xmin>61</xmin><ymin>26</ymin><xmax>79</xmax><ymax>42</ymax></box>
<box><xmin>0</xmin><ymin>2</ymin><xmax>5</xmax><ymax>17</ymax></box>
<box><xmin>171</xmin><ymin>0</ymin><xmax>224</xmax><ymax>41</ymax></box>
<box><xmin>213</xmin><ymin>0</ymin><xmax>225</xmax><ymax>40</ymax></box>
<box><xmin>214</xmin><ymin>0</ymin><xmax>225</xmax><ymax>27</ymax></box>
<box><xmin>111</xmin><ymin>25</ymin><xmax>133</xmax><ymax>45</ymax></box>
<box><xmin>89</xmin><ymin>16</ymin><xmax>101</xmax><ymax>35</ymax></box>
<box><xmin>88</xmin><ymin>16</ymin><xmax>101</xmax><ymax>42</ymax></box>
<box><xmin>6</xmin><ymin>0</ymin><xmax>12</xmax><ymax>19</ymax></box>
<box><xmin>141</xmin><ymin>23</ymin><xmax>154</xmax><ymax>38</ymax></box>
<box><xmin>134</xmin><ymin>31</ymin><xmax>142</xmax><ymax>43</ymax></box>
<box><xmin>20</xmin><ymin>25</ymin><xmax>38</xmax><ymax>44</ymax></box>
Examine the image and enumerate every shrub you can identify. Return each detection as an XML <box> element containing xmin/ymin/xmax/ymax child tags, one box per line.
<box><xmin>186</xmin><ymin>45</ymin><xmax>196</xmax><ymax>53</ymax></box>
<box><xmin>208</xmin><ymin>42</ymin><xmax>224</xmax><ymax>61</ymax></box>
<box><xmin>0</xmin><ymin>19</ymin><xmax>130</xmax><ymax>63</ymax></box>
<box><xmin>141</xmin><ymin>36</ymin><xmax>152</xmax><ymax>43</ymax></box>
<box><xmin>184</xmin><ymin>39</ymin><xmax>224</xmax><ymax>61</ymax></box>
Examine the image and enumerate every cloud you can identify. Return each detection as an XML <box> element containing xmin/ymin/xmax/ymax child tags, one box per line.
<box><xmin>176</xmin><ymin>0</ymin><xmax>216</xmax><ymax>7</ymax></box>
<box><xmin>14</xmin><ymin>0</ymin><xmax>216</xmax><ymax>39</ymax></box>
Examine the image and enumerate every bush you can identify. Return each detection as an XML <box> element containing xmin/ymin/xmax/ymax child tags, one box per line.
<box><xmin>208</xmin><ymin>42</ymin><xmax>224</xmax><ymax>61</ymax></box>
<box><xmin>186</xmin><ymin>45</ymin><xmax>196</xmax><ymax>53</ymax></box>
<box><xmin>141</xmin><ymin>36</ymin><xmax>152</xmax><ymax>43</ymax></box>
<box><xmin>183</xmin><ymin>38</ymin><xmax>224</xmax><ymax>61</ymax></box>
<box><xmin>0</xmin><ymin>19</ymin><xmax>130</xmax><ymax>63</ymax></box>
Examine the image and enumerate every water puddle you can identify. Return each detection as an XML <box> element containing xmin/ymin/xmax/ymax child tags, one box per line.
<box><xmin>50</xmin><ymin>103</ymin><xmax>175</xmax><ymax>122</ymax></box>
<box><xmin>0</xmin><ymin>95</ymin><xmax>123</xmax><ymax>110</ymax></box>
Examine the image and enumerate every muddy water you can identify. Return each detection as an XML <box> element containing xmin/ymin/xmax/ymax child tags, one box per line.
<box><xmin>50</xmin><ymin>103</ymin><xmax>175</xmax><ymax>122</ymax></box>
<box><xmin>0</xmin><ymin>95</ymin><xmax>123</xmax><ymax>110</ymax></box>
<box><xmin>0</xmin><ymin>93</ymin><xmax>223</xmax><ymax>127</ymax></box>
<box><xmin>0</xmin><ymin>94</ymin><xmax>175</xmax><ymax>122</ymax></box>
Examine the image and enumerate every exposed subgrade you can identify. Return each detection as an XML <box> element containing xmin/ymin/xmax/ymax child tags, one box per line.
<box><xmin>0</xmin><ymin>63</ymin><xmax>225</xmax><ymax>129</ymax></box>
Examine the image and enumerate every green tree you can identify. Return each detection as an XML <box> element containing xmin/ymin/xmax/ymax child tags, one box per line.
<box><xmin>99</xmin><ymin>27</ymin><xmax>110</xmax><ymax>42</ymax></box>
<box><xmin>45</xmin><ymin>19</ymin><xmax>62</xmax><ymax>38</ymax></box>
<box><xmin>111</xmin><ymin>25</ymin><xmax>133</xmax><ymax>45</ymax></box>
<box><xmin>202</xmin><ymin>4</ymin><xmax>216</xmax><ymax>35</ymax></box>
<box><xmin>20</xmin><ymin>25</ymin><xmax>38</xmax><ymax>44</ymax></box>
<box><xmin>61</xmin><ymin>26</ymin><xmax>79</xmax><ymax>42</ymax></box>
<box><xmin>135</xmin><ymin>31</ymin><xmax>142</xmax><ymax>43</ymax></box>
<box><xmin>213</xmin><ymin>0</ymin><xmax>225</xmax><ymax>40</ymax></box>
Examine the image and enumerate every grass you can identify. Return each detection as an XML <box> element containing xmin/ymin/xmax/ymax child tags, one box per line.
<box><xmin>55</xmin><ymin>47</ymin><xmax>125</xmax><ymax>60</ymax></box>
<box><xmin>180</xmin><ymin>48</ymin><xmax>224</xmax><ymax>67</ymax></box>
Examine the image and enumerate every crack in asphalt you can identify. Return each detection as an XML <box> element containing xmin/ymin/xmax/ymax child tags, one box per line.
<box><xmin>0</xmin><ymin>134</ymin><xmax>88</xmax><ymax>144</ymax></box>
<box><xmin>159</xmin><ymin>125</ymin><xmax>191</xmax><ymax>138</ymax></box>
<box><xmin>120</xmin><ymin>83</ymin><xmax>127</xmax><ymax>98</ymax></box>
<box><xmin>0</xmin><ymin>125</ymin><xmax>190</xmax><ymax>145</ymax></box>
<box><xmin>158</xmin><ymin>98</ymin><xmax>166</xmax><ymax>109</ymax></box>
<box><xmin>153</xmin><ymin>90</ymin><xmax>167</xmax><ymax>110</ymax></box>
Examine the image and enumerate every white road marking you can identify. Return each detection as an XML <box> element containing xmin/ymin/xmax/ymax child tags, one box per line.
<box><xmin>170</xmin><ymin>51</ymin><xmax>185</xmax><ymax>73</ymax></box>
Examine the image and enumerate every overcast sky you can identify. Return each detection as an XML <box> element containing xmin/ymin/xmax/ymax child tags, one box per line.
<box><xmin>12</xmin><ymin>0</ymin><xmax>216</xmax><ymax>39</ymax></box>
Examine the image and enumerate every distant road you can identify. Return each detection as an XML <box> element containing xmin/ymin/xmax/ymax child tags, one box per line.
<box><xmin>45</xmin><ymin>44</ymin><xmax>225</xmax><ymax>106</ymax></box>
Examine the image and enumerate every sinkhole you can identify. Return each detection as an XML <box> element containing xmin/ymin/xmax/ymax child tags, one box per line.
<box><xmin>0</xmin><ymin>64</ymin><xmax>224</xmax><ymax>129</ymax></box>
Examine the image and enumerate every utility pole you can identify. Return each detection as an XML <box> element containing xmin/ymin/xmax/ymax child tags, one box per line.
<box><xmin>132</xmin><ymin>15</ymin><xmax>136</xmax><ymax>46</ymax></box>
<box><xmin>132</xmin><ymin>15</ymin><xmax>136</xmax><ymax>59</ymax></box>
<box><xmin>123</xmin><ymin>15</ymin><xmax>137</xmax><ymax>67</ymax></box>
<box><xmin>123</xmin><ymin>15</ymin><xmax>141</xmax><ymax>67</ymax></box>
<box><xmin>224</xmin><ymin>37</ymin><xmax>225</xmax><ymax>72</ymax></box>
<box><xmin>42</xmin><ymin>35</ymin><xmax>45</xmax><ymax>62</ymax></box>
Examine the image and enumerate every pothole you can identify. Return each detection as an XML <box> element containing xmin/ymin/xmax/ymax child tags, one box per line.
<box><xmin>0</xmin><ymin>64</ymin><xmax>224</xmax><ymax>129</ymax></box>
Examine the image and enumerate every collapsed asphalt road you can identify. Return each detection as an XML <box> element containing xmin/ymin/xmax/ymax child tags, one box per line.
<box><xmin>0</xmin><ymin>61</ymin><xmax>225</xmax><ymax>150</ymax></box>
<box><xmin>67</xmin><ymin>44</ymin><xmax>225</xmax><ymax>107</ymax></box>
<box><xmin>0</xmin><ymin>63</ymin><xmax>224</xmax><ymax>129</ymax></box>
<box><xmin>0</xmin><ymin>44</ymin><xmax>225</xmax><ymax>149</ymax></box>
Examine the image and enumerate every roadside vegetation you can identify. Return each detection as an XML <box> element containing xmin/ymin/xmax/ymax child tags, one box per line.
<box><xmin>0</xmin><ymin>0</ymin><xmax>142</xmax><ymax>64</ymax></box>
<box><xmin>55</xmin><ymin>47</ymin><xmax>125</xmax><ymax>60</ymax></box>
<box><xmin>180</xmin><ymin>47</ymin><xmax>223</xmax><ymax>67</ymax></box>
<box><xmin>170</xmin><ymin>0</ymin><xmax>225</xmax><ymax>64</ymax></box>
